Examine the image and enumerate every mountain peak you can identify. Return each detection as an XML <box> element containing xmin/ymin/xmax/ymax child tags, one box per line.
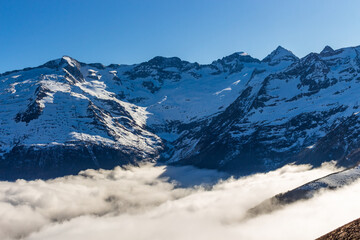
<box><xmin>275</xmin><ymin>45</ymin><xmax>287</xmax><ymax>52</ymax></box>
<box><xmin>235</xmin><ymin>51</ymin><xmax>249</xmax><ymax>56</ymax></box>
<box><xmin>320</xmin><ymin>45</ymin><xmax>335</xmax><ymax>56</ymax></box>
<box><xmin>146</xmin><ymin>56</ymin><xmax>186</xmax><ymax>68</ymax></box>
<box><xmin>262</xmin><ymin>46</ymin><xmax>298</xmax><ymax>64</ymax></box>
<box><xmin>41</xmin><ymin>56</ymin><xmax>82</xmax><ymax>70</ymax></box>
<box><xmin>217</xmin><ymin>52</ymin><xmax>260</xmax><ymax>64</ymax></box>
<box><xmin>61</xmin><ymin>55</ymin><xmax>80</xmax><ymax>67</ymax></box>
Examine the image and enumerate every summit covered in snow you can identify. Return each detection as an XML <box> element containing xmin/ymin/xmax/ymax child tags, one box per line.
<box><xmin>2</xmin><ymin>45</ymin><xmax>360</xmax><ymax>179</ymax></box>
<box><xmin>262</xmin><ymin>46</ymin><xmax>298</xmax><ymax>65</ymax></box>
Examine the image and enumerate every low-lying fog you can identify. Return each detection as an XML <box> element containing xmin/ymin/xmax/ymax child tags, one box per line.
<box><xmin>1</xmin><ymin>162</ymin><xmax>359</xmax><ymax>240</ymax></box>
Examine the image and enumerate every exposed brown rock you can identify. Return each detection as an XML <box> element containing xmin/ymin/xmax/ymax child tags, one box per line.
<box><xmin>317</xmin><ymin>218</ymin><xmax>360</xmax><ymax>240</ymax></box>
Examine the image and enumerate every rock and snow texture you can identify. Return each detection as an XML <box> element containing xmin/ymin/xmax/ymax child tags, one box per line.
<box><xmin>170</xmin><ymin>45</ymin><xmax>360</xmax><ymax>174</ymax></box>
<box><xmin>0</xmin><ymin>57</ymin><xmax>162</xmax><ymax>179</ymax></box>
<box><xmin>2</xmin><ymin>45</ymin><xmax>360</xmax><ymax>179</ymax></box>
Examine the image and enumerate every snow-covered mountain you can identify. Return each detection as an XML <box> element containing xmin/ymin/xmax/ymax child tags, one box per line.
<box><xmin>171</xmin><ymin>45</ymin><xmax>360</xmax><ymax>174</ymax></box>
<box><xmin>2</xmin><ymin>45</ymin><xmax>360</xmax><ymax>179</ymax></box>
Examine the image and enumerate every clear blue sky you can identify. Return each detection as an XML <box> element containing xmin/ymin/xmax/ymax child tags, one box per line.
<box><xmin>1</xmin><ymin>0</ymin><xmax>360</xmax><ymax>73</ymax></box>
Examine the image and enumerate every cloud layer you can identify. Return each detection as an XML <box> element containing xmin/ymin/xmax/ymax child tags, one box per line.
<box><xmin>0</xmin><ymin>162</ymin><xmax>358</xmax><ymax>240</ymax></box>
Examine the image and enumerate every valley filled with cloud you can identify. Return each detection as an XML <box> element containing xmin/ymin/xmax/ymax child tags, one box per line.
<box><xmin>1</xmin><ymin>162</ymin><xmax>358</xmax><ymax>240</ymax></box>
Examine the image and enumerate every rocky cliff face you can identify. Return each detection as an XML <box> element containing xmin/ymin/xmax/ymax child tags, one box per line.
<box><xmin>170</xmin><ymin>46</ymin><xmax>360</xmax><ymax>174</ymax></box>
<box><xmin>2</xmin><ymin>45</ymin><xmax>360</xmax><ymax>179</ymax></box>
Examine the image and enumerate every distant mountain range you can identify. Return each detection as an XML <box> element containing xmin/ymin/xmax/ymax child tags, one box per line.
<box><xmin>2</xmin><ymin>45</ymin><xmax>360</xmax><ymax>180</ymax></box>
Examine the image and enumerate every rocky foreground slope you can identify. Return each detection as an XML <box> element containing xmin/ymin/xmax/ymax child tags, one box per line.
<box><xmin>317</xmin><ymin>217</ymin><xmax>360</xmax><ymax>240</ymax></box>
<box><xmin>2</xmin><ymin>45</ymin><xmax>360</xmax><ymax>179</ymax></box>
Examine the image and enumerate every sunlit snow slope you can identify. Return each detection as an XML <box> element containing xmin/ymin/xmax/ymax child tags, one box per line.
<box><xmin>2</xmin><ymin>45</ymin><xmax>360</xmax><ymax>179</ymax></box>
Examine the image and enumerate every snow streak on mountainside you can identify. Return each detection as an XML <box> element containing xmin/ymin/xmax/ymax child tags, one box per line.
<box><xmin>1</xmin><ymin>45</ymin><xmax>360</xmax><ymax>179</ymax></box>
<box><xmin>171</xmin><ymin>46</ymin><xmax>360</xmax><ymax>174</ymax></box>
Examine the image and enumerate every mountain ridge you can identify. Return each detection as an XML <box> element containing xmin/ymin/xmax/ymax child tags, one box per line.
<box><xmin>2</xmin><ymin>45</ymin><xmax>360</xmax><ymax>180</ymax></box>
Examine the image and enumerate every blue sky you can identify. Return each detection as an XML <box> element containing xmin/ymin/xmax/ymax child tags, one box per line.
<box><xmin>1</xmin><ymin>0</ymin><xmax>360</xmax><ymax>73</ymax></box>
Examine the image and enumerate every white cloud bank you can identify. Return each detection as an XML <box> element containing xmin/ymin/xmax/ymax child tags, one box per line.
<box><xmin>0</xmin><ymin>162</ymin><xmax>359</xmax><ymax>240</ymax></box>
